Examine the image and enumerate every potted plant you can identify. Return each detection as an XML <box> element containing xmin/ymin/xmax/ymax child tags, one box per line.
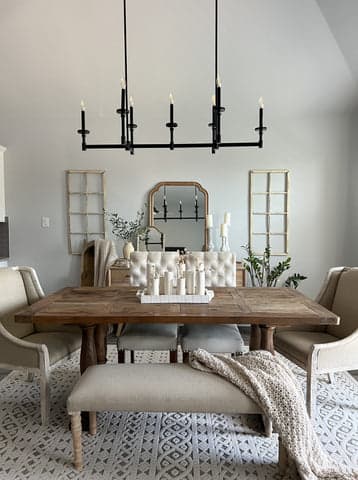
<box><xmin>105</xmin><ymin>209</ymin><xmax>148</xmax><ymax>260</ymax></box>
<box><xmin>242</xmin><ymin>245</ymin><xmax>307</xmax><ymax>289</ymax></box>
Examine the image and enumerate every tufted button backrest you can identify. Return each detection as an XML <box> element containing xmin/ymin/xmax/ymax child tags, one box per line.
<box><xmin>185</xmin><ymin>252</ymin><xmax>236</xmax><ymax>287</ymax></box>
<box><xmin>130</xmin><ymin>251</ymin><xmax>180</xmax><ymax>287</ymax></box>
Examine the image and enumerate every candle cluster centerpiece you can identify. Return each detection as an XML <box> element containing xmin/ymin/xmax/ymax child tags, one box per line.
<box><xmin>139</xmin><ymin>256</ymin><xmax>213</xmax><ymax>303</ymax></box>
<box><xmin>77</xmin><ymin>0</ymin><xmax>267</xmax><ymax>155</ymax></box>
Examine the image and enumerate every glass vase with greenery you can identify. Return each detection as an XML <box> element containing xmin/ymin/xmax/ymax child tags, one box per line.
<box><xmin>242</xmin><ymin>245</ymin><xmax>307</xmax><ymax>289</ymax></box>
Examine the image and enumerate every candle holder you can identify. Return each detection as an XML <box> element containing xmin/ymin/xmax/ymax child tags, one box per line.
<box><xmin>220</xmin><ymin>235</ymin><xmax>230</xmax><ymax>252</ymax></box>
<box><xmin>207</xmin><ymin>227</ymin><xmax>214</xmax><ymax>251</ymax></box>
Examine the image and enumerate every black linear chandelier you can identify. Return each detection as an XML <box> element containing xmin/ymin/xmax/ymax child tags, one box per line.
<box><xmin>77</xmin><ymin>0</ymin><xmax>267</xmax><ymax>155</ymax></box>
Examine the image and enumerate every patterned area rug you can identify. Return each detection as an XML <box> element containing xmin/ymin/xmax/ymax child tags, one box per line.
<box><xmin>0</xmin><ymin>346</ymin><xmax>357</xmax><ymax>480</ymax></box>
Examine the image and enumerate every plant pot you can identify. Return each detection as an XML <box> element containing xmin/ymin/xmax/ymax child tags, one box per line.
<box><xmin>123</xmin><ymin>241</ymin><xmax>135</xmax><ymax>261</ymax></box>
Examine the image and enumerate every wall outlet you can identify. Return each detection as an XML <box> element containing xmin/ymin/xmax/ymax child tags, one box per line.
<box><xmin>41</xmin><ymin>216</ymin><xmax>50</xmax><ymax>228</ymax></box>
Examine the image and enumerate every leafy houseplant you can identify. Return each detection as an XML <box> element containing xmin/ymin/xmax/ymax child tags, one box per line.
<box><xmin>242</xmin><ymin>245</ymin><xmax>307</xmax><ymax>289</ymax></box>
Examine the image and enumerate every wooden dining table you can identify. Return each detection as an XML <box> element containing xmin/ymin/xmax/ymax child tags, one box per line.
<box><xmin>15</xmin><ymin>286</ymin><xmax>339</xmax><ymax>374</ymax></box>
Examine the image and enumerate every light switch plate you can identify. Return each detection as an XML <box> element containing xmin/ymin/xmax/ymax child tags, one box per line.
<box><xmin>41</xmin><ymin>216</ymin><xmax>50</xmax><ymax>228</ymax></box>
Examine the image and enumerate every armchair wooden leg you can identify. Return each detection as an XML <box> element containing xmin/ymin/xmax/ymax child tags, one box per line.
<box><xmin>278</xmin><ymin>437</ymin><xmax>288</xmax><ymax>474</ymax></box>
<box><xmin>40</xmin><ymin>371</ymin><xmax>50</xmax><ymax>426</ymax></box>
<box><xmin>71</xmin><ymin>413</ymin><xmax>83</xmax><ymax>471</ymax></box>
<box><xmin>307</xmin><ymin>370</ymin><xmax>316</xmax><ymax>419</ymax></box>
<box><xmin>89</xmin><ymin>412</ymin><xmax>97</xmax><ymax>435</ymax></box>
<box><xmin>169</xmin><ymin>350</ymin><xmax>177</xmax><ymax>363</ymax></box>
<box><xmin>118</xmin><ymin>350</ymin><xmax>125</xmax><ymax>364</ymax></box>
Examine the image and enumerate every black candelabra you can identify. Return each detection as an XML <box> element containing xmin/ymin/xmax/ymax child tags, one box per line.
<box><xmin>77</xmin><ymin>0</ymin><xmax>267</xmax><ymax>155</ymax></box>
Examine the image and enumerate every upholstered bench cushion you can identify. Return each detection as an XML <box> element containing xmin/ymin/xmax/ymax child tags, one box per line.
<box><xmin>274</xmin><ymin>330</ymin><xmax>337</xmax><ymax>365</ymax></box>
<box><xmin>117</xmin><ymin>323</ymin><xmax>178</xmax><ymax>351</ymax></box>
<box><xmin>180</xmin><ymin>324</ymin><xmax>244</xmax><ymax>354</ymax></box>
<box><xmin>67</xmin><ymin>364</ymin><xmax>262</xmax><ymax>415</ymax></box>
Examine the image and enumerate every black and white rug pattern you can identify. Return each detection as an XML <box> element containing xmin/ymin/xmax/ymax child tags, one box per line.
<box><xmin>0</xmin><ymin>347</ymin><xmax>357</xmax><ymax>480</ymax></box>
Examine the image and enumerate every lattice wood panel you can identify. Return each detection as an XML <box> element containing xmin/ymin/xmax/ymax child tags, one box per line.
<box><xmin>66</xmin><ymin>170</ymin><xmax>106</xmax><ymax>255</ymax></box>
<box><xmin>249</xmin><ymin>169</ymin><xmax>289</xmax><ymax>256</ymax></box>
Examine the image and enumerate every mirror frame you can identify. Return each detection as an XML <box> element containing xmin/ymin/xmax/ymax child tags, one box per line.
<box><xmin>148</xmin><ymin>181</ymin><xmax>209</xmax><ymax>251</ymax></box>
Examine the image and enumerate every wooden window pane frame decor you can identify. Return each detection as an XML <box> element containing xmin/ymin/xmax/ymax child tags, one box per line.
<box><xmin>66</xmin><ymin>170</ymin><xmax>106</xmax><ymax>255</ymax></box>
<box><xmin>249</xmin><ymin>169</ymin><xmax>289</xmax><ymax>256</ymax></box>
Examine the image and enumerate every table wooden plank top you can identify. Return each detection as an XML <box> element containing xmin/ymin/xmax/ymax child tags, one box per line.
<box><xmin>15</xmin><ymin>286</ymin><xmax>339</xmax><ymax>327</ymax></box>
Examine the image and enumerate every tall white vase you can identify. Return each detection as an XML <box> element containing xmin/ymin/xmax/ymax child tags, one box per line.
<box><xmin>123</xmin><ymin>241</ymin><xmax>134</xmax><ymax>261</ymax></box>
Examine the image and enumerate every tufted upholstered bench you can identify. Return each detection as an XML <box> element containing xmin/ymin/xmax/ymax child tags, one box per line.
<box><xmin>66</xmin><ymin>363</ymin><xmax>284</xmax><ymax>472</ymax></box>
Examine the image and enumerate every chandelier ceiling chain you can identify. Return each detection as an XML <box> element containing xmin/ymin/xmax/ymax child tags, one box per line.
<box><xmin>77</xmin><ymin>0</ymin><xmax>267</xmax><ymax>154</ymax></box>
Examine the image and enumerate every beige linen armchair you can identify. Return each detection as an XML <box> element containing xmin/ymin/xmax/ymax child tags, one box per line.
<box><xmin>274</xmin><ymin>266</ymin><xmax>358</xmax><ymax>418</ymax></box>
<box><xmin>0</xmin><ymin>266</ymin><xmax>81</xmax><ymax>425</ymax></box>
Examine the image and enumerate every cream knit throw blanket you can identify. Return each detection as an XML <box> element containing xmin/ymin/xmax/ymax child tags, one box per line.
<box><xmin>191</xmin><ymin>349</ymin><xmax>357</xmax><ymax>480</ymax></box>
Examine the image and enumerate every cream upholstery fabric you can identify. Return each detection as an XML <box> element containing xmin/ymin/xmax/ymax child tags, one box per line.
<box><xmin>0</xmin><ymin>269</ymin><xmax>35</xmax><ymax>338</ymax></box>
<box><xmin>117</xmin><ymin>324</ymin><xmax>178</xmax><ymax>351</ymax></box>
<box><xmin>130</xmin><ymin>251</ymin><xmax>179</xmax><ymax>287</ymax></box>
<box><xmin>274</xmin><ymin>331</ymin><xmax>336</xmax><ymax>365</ymax></box>
<box><xmin>326</xmin><ymin>269</ymin><xmax>358</xmax><ymax>338</ymax></box>
<box><xmin>180</xmin><ymin>324</ymin><xmax>244</xmax><ymax>354</ymax></box>
<box><xmin>185</xmin><ymin>252</ymin><xmax>236</xmax><ymax>287</ymax></box>
<box><xmin>180</xmin><ymin>252</ymin><xmax>243</xmax><ymax>355</ymax></box>
<box><xmin>118</xmin><ymin>252</ymin><xmax>180</xmax><ymax>355</ymax></box>
<box><xmin>0</xmin><ymin>266</ymin><xmax>82</xmax><ymax>424</ymax></box>
<box><xmin>67</xmin><ymin>364</ymin><xmax>262</xmax><ymax>415</ymax></box>
<box><xmin>26</xmin><ymin>332</ymin><xmax>82</xmax><ymax>366</ymax></box>
<box><xmin>274</xmin><ymin>266</ymin><xmax>358</xmax><ymax>417</ymax></box>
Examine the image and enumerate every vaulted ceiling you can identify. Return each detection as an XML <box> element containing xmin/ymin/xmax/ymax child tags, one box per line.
<box><xmin>316</xmin><ymin>0</ymin><xmax>358</xmax><ymax>81</ymax></box>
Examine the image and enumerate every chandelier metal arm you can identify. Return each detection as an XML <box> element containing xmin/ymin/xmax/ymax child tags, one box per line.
<box><xmin>83</xmin><ymin>141</ymin><xmax>262</xmax><ymax>150</ymax></box>
<box><xmin>77</xmin><ymin>0</ymin><xmax>267</xmax><ymax>154</ymax></box>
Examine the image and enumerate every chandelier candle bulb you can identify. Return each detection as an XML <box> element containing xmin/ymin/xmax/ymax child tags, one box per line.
<box><xmin>224</xmin><ymin>212</ymin><xmax>231</xmax><ymax>226</ymax></box>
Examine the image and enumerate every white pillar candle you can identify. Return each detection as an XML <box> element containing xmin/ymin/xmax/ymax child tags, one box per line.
<box><xmin>185</xmin><ymin>270</ymin><xmax>196</xmax><ymax>294</ymax></box>
<box><xmin>152</xmin><ymin>277</ymin><xmax>160</xmax><ymax>296</ymax></box>
<box><xmin>178</xmin><ymin>277</ymin><xmax>186</xmax><ymax>295</ymax></box>
<box><xmin>146</xmin><ymin>263</ymin><xmax>155</xmax><ymax>291</ymax></box>
<box><xmin>196</xmin><ymin>270</ymin><xmax>206</xmax><ymax>295</ymax></box>
<box><xmin>164</xmin><ymin>271</ymin><xmax>174</xmax><ymax>295</ymax></box>
<box><xmin>224</xmin><ymin>212</ymin><xmax>231</xmax><ymax>225</ymax></box>
<box><xmin>206</xmin><ymin>213</ymin><xmax>213</xmax><ymax>228</ymax></box>
<box><xmin>220</xmin><ymin>223</ymin><xmax>228</xmax><ymax>237</ymax></box>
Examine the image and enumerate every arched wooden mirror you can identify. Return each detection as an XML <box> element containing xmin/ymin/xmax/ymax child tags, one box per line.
<box><xmin>148</xmin><ymin>181</ymin><xmax>208</xmax><ymax>252</ymax></box>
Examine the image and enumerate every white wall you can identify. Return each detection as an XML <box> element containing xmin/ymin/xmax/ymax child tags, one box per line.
<box><xmin>0</xmin><ymin>0</ymin><xmax>356</xmax><ymax>295</ymax></box>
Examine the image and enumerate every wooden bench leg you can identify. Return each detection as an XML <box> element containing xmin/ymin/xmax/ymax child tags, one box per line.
<box><xmin>278</xmin><ymin>436</ymin><xmax>288</xmax><ymax>474</ymax></box>
<box><xmin>89</xmin><ymin>412</ymin><xmax>97</xmax><ymax>435</ymax></box>
<box><xmin>169</xmin><ymin>350</ymin><xmax>177</xmax><ymax>363</ymax></box>
<box><xmin>183</xmin><ymin>352</ymin><xmax>190</xmax><ymax>364</ymax></box>
<box><xmin>118</xmin><ymin>350</ymin><xmax>125</xmax><ymax>364</ymax></box>
<box><xmin>71</xmin><ymin>413</ymin><xmax>83</xmax><ymax>471</ymax></box>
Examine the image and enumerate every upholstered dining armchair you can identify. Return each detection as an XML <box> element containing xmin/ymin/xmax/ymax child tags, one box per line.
<box><xmin>0</xmin><ymin>266</ymin><xmax>81</xmax><ymax>425</ymax></box>
<box><xmin>179</xmin><ymin>252</ymin><xmax>245</xmax><ymax>362</ymax></box>
<box><xmin>274</xmin><ymin>266</ymin><xmax>358</xmax><ymax>418</ymax></box>
<box><xmin>117</xmin><ymin>251</ymin><xmax>179</xmax><ymax>363</ymax></box>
